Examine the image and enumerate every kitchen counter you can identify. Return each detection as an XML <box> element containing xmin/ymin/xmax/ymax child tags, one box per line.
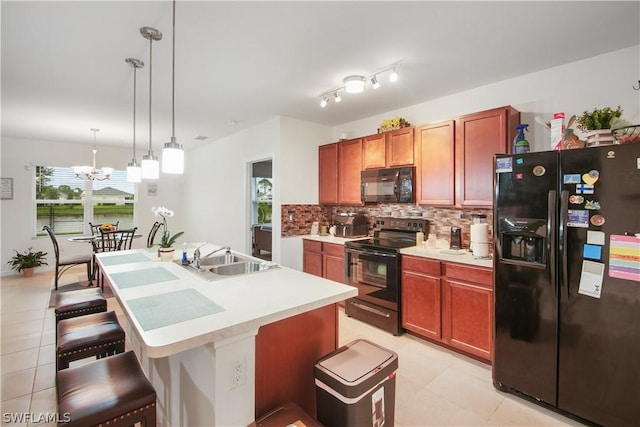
<box><xmin>95</xmin><ymin>244</ymin><xmax>357</xmax><ymax>426</ymax></box>
<box><xmin>302</xmin><ymin>234</ymin><xmax>366</xmax><ymax>245</ymax></box>
<box><xmin>401</xmin><ymin>245</ymin><xmax>493</xmax><ymax>268</ymax></box>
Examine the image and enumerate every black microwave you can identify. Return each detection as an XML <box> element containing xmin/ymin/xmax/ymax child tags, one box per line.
<box><xmin>361</xmin><ymin>167</ymin><xmax>415</xmax><ymax>203</ymax></box>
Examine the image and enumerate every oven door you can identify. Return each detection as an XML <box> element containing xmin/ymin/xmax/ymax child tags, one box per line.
<box><xmin>345</xmin><ymin>247</ymin><xmax>399</xmax><ymax>311</ymax></box>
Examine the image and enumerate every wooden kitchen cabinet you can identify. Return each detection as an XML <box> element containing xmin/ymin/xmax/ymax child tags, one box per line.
<box><xmin>319</xmin><ymin>143</ymin><xmax>339</xmax><ymax>204</ymax></box>
<box><xmin>303</xmin><ymin>239</ymin><xmax>346</xmax><ymax>284</ymax></box>
<box><xmin>338</xmin><ymin>138</ymin><xmax>363</xmax><ymax>205</ymax></box>
<box><xmin>401</xmin><ymin>256</ymin><xmax>442</xmax><ymax>340</ymax></box>
<box><xmin>401</xmin><ymin>255</ymin><xmax>493</xmax><ymax>362</ymax></box>
<box><xmin>415</xmin><ymin>121</ymin><xmax>455</xmax><ymax>206</ymax></box>
<box><xmin>303</xmin><ymin>239</ymin><xmax>323</xmax><ymax>277</ymax></box>
<box><xmin>363</xmin><ymin>127</ymin><xmax>414</xmax><ymax>170</ymax></box>
<box><xmin>455</xmin><ymin>106</ymin><xmax>519</xmax><ymax>206</ymax></box>
<box><xmin>442</xmin><ymin>263</ymin><xmax>493</xmax><ymax>361</ymax></box>
<box><xmin>323</xmin><ymin>242</ymin><xmax>345</xmax><ymax>284</ymax></box>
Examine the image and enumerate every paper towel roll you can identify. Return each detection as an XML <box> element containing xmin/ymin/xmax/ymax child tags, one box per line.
<box><xmin>470</xmin><ymin>224</ymin><xmax>489</xmax><ymax>243</ymax></box>
<box><xmin>473</xmin><ymin>243</ymin><xmax>490</xmax><ymax>258</ymax></box>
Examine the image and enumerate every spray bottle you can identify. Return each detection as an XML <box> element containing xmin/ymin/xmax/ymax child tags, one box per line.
<box><xmin>513</xmin><ymin>124</ymin><xmax>530</xmax><ymax>153</ymax></box>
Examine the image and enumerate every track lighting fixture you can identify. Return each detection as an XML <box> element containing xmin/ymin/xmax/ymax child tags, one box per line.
<box><xmin>371</xmin><ymin>75</ymin><xmax>380</xmax><ymax>89</ymax></box>
<box><xmin>317</xmin><ymin>60</ymin><xmax>402</xmax><ymax>108</ymax></box>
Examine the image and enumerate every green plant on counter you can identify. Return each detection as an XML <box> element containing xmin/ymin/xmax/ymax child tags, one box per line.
<box><xmin>7</xmin><ymin>247</ymin><xmax>48</xmax><ymax>273</ymax></box>
<box><xmin>152</xmin><ymin>206</ymin><xmax>184</xmax><ymax>248</ymax></box>
<box><xmin>575</xmin><ymin>106</ymin><xmax>623</xmax><ymax>131</ymax></box>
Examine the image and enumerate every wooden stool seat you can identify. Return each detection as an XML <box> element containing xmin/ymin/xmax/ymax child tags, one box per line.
<box><xmin>57</xmin><ymin>351</ymin><xmax>156</xmax><ymax>427</ymax></box>
<box><xmin>54</xmin><ymin>288</ymin><xmax>107</xmax><ymax>323</ymax></box>
<box><xmin>57</xmin><ymin>311</ymin><xmax>125</xmax><ymax>370</ymax></box>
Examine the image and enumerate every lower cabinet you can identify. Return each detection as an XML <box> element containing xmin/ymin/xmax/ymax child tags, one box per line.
<box><xmin>303</xmin><ymin>239</ymin><xmax>345</xmax><ymax>284</ymax></box>
<box><xmin>402</xmin><ymin>255</ymin><xmax>493</xmax><ymax>362</ymax></box>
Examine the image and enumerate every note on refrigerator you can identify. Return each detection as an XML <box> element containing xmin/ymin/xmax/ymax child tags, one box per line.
<box><xmin>578</xmin><ymin>260</ymin><xmax>604</xmax><ymax>298</ymax></box>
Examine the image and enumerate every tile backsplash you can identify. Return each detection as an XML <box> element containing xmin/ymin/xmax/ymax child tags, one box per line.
<box><xmin>281</xmin><ymin>203</ymin><xmax>493</xmax><ymax>248</ymax></box>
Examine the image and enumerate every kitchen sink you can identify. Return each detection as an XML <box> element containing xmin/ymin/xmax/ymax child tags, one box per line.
<box><xmin>175</xmin><ymin>257</ymin><xmax>278</xmax><ymax>281</ymax></box>
<box><xmin>209</xmin><ymin>261</ymin><xmax>277</xmax><ymax>276</ymax></box>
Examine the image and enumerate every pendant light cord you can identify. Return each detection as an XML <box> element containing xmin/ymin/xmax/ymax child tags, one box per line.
<box><xmin>133</xmin><ymin>65</ymin><xmax>137</xmax><ymax>158</ymax></box>
<box><xmin>148</xmin><ymin>34</ymin><xmax>153</xmax><ymax>156</ymax></box>
<box><xmin>172</xmin><ymin>0</ymin><xmax>176</xmax><ymax>139</ymax></box>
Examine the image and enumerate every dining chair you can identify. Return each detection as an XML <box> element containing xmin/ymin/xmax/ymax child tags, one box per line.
<box><xmin>88</xmin><ymin>221</ymin><xmax>120</xmax><ymax>235</ymax></box>
<box><xmin>43</xmin><ymin>226</ymin><xmax>93</xmax><ymax>290</ymax></box>
<box><xmin>147</xmin><ymin>221</ymin><xmax>162</xmax><ymax>248</ymax></box>
<box><xmin>92</xmin><ymin>227</ymin><xmax>138</xmax><ymax>290</ymax></box>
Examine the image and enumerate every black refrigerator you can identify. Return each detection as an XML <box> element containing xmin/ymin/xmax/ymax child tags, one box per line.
<box><xmin>493</xmin><ymin>143</ymin><xmax>640</xmax><ymax>426</ymax></box>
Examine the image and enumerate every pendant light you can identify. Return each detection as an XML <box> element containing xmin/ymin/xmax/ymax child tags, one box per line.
<box><xmin>140</xmin><ymin>26</ymin><xmax>162</xmax><ymax>180</ymax></box>
<box><xmin>162</xmin><ymin>0</ymin><xmax>184</xmax><ymax>174</ymax></box>
<box><xmin>125</xmin><ymin>58</ymin><xmax>144</xmax><ymax>183</ymax></box>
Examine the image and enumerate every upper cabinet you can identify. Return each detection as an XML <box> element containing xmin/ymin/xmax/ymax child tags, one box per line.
<box><xmin>455</xmin><ymin>106</ymin><xmax>520</xmax><ymax>207</ymax></box>
<box><xmin>338</xmin><ymin>138</ymin><xmax>364</xmax><ymax>205</ymax></box>
<box><xmin>415</xmin><ymin>121</ymin><xmax>456</xmax><ymax>206</ymax></box>
<box><xmin>319</xmin><ymin>143</ymin><xmax>339</xmax><ymax>204</ymax></box>
<box><xmin>363</xmin><ymin>127</ymin><xmax>414</xmax><ymax>170</ymax></box>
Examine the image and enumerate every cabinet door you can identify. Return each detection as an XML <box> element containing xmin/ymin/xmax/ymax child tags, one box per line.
<box><xmin>402</xmin><ymin>270</ymin><xmax>442</xmax><ymax>339</ymax></box>
<box><xmin>319</xmin><ymin>143</ymin><xmax>339</xmax><ymax>204</ymax></box>
<box><xmin>387</xmin><ymin>127</ymin><xmax>414</xmax><ymax>167</ymax></box>
<box><xmin>416</xmin><ymin>121</ymin><xmax>455</xmax><ymax>206</ymax></box>
<box><xmin>362</xmin><ymin>133</ymin><xmax>386</xmax><ymax>170</ymax></box>
<box><xmin>455</xmin><ymin>106</ymin><xmax>519</xmax><ymax>206</ymax></box>
<box><xmin>442</xmin><ymin>273</ymin><xmax>493</xmax><ymax>361</ymax></box>
<box><xmin>338</xmin><ymin>138</ymin><xmax>363</xmax><ymax>205</ymax></box>
<box><xmin>323</xmin><ymin>243</ymin><xmax>345</xmax><ymax>283</ymax></box>
<box><xmin>303</xmin><ymin>240</ymin><xmax>323</xmax><ymax>277</ymax></box>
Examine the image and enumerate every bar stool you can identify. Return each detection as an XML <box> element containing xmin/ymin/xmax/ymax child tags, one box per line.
<box><xmin>56</xmin><ymin>311</ymin><xmax>125</xmax><ymax>370</ymax></box>
<box><xmin>57</xmin><ymin>351</ymin><xmax>156</xmax><ymax>427</ymax></box>
<box><xmin>54</xmin><ymin>288</ymin><xmax>107</xmax><ymax>324</ymax></box>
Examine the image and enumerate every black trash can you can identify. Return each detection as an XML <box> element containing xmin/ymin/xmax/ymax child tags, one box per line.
<box><xmin>314</xmin><ymin>339</ymin><xmax>398</xmax><ymax>427</ymax></box>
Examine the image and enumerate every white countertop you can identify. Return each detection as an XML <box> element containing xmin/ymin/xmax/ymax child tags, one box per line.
<box><xmin>401</xmin><ymin>246</ymin><xmax>493</xmax><ymax>268</ymax></box>
<box><xmin>96</xmin><ymin>244</ymin><xmax>357</xmax><ymax>358</ymax></box>
<box><xmin>303</xmin><ymin>234</ymin><xmax>366</xmax><ymax>245</ymax></box>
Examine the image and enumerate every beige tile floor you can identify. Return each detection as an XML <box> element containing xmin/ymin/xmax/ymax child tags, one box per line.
<box><xmin>1</xmin><ymin>266</ymin><xmax>585</xmax><ymax>427</ymax></box>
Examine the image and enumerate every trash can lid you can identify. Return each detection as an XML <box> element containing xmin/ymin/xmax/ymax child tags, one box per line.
<box><xmin>318</xmin><ymin>339</ymin><xmax>395</xmax><ymax>383</ymax></box>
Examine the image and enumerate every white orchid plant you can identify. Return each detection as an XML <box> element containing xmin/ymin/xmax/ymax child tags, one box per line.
<box><xmin>152</xmin><ymin>206</ymin><xmax>184</xmax><ymax>248</ymax></box>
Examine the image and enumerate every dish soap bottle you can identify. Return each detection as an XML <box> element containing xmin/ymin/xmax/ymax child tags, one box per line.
<box><xmin>513</xmin><ymin>124</ymin><xmax>530</xmax><ymax>153</ymax></box>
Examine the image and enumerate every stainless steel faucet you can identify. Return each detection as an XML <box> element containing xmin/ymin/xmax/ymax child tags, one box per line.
<box><xmin>193</xmin><ymin>246</ymin><xmax>231</xmax><ymax>269</ymax></box>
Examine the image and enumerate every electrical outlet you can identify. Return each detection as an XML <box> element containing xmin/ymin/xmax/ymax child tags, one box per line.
<box><xmin>230</xmin><ymin>358</ymin><xmax>245</xmax><ymax>389</ymax></box>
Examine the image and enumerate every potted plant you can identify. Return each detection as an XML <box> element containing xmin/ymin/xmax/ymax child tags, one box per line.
<box><xmin>7</xmin><ymin>247</ymin><xmax>48</xmax><ymax>277</ymax></box>
<box><xmin>152</xmin><ymin>206</ymin><xmax>184</xmax><ymax>261</ymax></box>
<box><xmin>575</xmin><ymin>106</ymin><xmax>623</xmax><ymax>146</ymax></box>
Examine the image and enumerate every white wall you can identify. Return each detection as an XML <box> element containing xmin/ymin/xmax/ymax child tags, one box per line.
<box><xmin>0</xmin><ymin>136</ymin><xmax>185</xmax><ymax>275</ymax></box>
<box><xmin>334</xmin><ymin>46</ymin><xmax>640</xmax><ymax>152</ymax></box>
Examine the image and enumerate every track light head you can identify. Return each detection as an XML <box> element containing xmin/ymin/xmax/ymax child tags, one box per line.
<box><xmin>371</xmin><ymin>75</ymin><xmax>380</xmax><ymax>89</ymax></box>
<box><xmin>334</xmin><ymin>92</ymin><xmax>341</xmax><ymax>103</ymax></box>
<box><xmin>320</xmin><ymin>96</ymin><xmax>329</xmax><ymax>108</ymax></box>
<box><xmin>389</xmin><ymin>67</ymin><xmax>399</xmax><ymax>82</ymax></box>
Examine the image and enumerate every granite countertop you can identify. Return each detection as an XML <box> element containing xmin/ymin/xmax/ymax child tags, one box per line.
<box><xmin>95</xmin><ymin>244</ymin><xmax>357</xmax><ymax>358</ymax></box>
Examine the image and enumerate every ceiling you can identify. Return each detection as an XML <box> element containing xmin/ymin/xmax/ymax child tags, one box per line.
<box><xmin>2</xmin><ymin>1</ymin><xmax>639</xmax><ymax>151</ymax></box>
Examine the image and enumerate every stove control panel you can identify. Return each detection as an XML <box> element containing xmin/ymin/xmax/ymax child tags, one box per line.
<box><xmin>374</xmin><ymin>217</ymin><xmax>428</xmax><ymax>232</ymax></box>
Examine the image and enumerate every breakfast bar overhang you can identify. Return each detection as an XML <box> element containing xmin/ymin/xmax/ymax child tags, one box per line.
<box><xmin>95</xmin><ymin>244</ymin><xmax>357</xmax><ymax>427</ymax></box>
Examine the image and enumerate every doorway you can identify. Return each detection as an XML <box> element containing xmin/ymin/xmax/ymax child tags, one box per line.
<box><xmin>249</xmin><ymin>159</ymin><xmax>272</xmax><ymax>261</ymax></box>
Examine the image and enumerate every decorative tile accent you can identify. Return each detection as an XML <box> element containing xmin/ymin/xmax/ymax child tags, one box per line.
<box><xmin>281</xmin><ymin>203</ymin><xmax>493</xmax><ymax>248</ymax></box>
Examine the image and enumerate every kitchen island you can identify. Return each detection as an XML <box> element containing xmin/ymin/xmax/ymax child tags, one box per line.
<box><xmin>95</xmin><ymin>244</ymin><xmax>357</xmax><ymax>427</ymax></box>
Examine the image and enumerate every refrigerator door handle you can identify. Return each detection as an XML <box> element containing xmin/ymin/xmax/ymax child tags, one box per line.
<box><xmin>559</xmin><ymin>190</ymin><xmax>569</xmax><ymax>299</ymax></box>
<box><xmin>548</xmin><ymin>190</ymin><xmax>557</xmax><ymax>294</ymax></box>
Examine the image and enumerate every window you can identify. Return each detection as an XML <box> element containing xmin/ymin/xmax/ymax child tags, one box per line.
<box><xmin>34</xmin><ymin>166</ymin><xmax>136</xmax><ymax>236</ymax></box>
<box><xmin>252</xmin><ymin>177</ymin><xmax>272</xmax><ymax>225</ymax></box>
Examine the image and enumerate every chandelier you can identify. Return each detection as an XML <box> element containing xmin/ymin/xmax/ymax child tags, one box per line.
<box><xmin>72</xmin><ymin>129</ymin><xmax>113</xmax><ymax>181</ymax></box>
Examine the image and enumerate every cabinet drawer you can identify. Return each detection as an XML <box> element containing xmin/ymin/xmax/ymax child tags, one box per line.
<box><xmin>303</xmin><ymin>239</ymin><xmax>323</xmax><ymax>253</ymax></box>
<box><xmin>444</xmin><ymin>263</ymin><xmax>492</xmax><ymax>286</ymax></box>
<box><xmin>402</xmin><ymin>255</ymin><xmax>441</xmax><ymax>276</ymax></box>
<box><xmin>323</xmin><ymin>242</ymin><xmax>344</xmax><ymax>257</ymax></box>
